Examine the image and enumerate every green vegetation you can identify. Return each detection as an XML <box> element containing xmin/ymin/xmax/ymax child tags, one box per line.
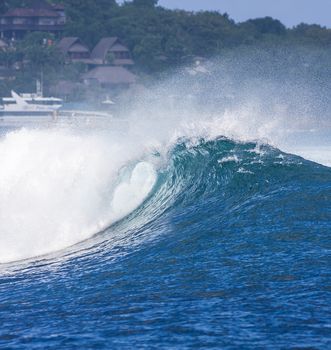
<box><xmin>0</xmin><ymin>0</ymin><xmax>331</xmax><ymax>98</ymax></box>
<box><xmin>59</xmin><ymin>1</ymin><xmax>331</xmax><ymax>73</ymax></box>
<box><xmin>0</xmin><ymin>32</ymin><xmax>64</xmax><ymax>95</ymax></box>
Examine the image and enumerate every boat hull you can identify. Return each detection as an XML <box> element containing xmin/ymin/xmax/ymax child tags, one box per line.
<box><xmin>0</xmin><ymin>110</ymin><xmax>128</xmax><ymax>130</ymax></box>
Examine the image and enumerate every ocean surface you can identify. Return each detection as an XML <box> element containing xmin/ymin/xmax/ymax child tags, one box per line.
<box><xmin>0</xmin><ymin>116</ymin><xmax>330</xmax><ymax>349</ymax></box>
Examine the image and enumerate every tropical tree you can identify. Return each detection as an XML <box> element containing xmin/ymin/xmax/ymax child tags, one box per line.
<box><xmin>132</xmin><ymin>0</ymin><xmax>158</xmax><ymax>7</ymax></box>
<box><xmin>245</xmin><ymin>17</ymin><xmax>287</xmax><ymax>36</ymax></box>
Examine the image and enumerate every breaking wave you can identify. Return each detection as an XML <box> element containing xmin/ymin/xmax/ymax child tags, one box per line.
<box><xmin>0</xmin><ymin>123</ymin><xmax>329</xmax><ymax>264</ymax></box>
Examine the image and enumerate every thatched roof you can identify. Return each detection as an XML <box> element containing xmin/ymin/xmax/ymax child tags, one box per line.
<box><xmin>58</xmin><ymin>37</ymin><xmax>89</xmax><ymax>54</ymax></box>
<box><xmin>82</xmin><ymin>66</ymin><xmax>137</xmax><ymax>85</ymax></box>
<box><xmin>91</xmin><ymin>37</ymin><xmax>129</xmax><ymax>62</ymax></box>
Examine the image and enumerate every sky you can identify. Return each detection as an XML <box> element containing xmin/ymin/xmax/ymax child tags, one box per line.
<box><xmin>156</xmin><ymin>0</ymin><xmax>331</xmax><ymax>28</ymax></box>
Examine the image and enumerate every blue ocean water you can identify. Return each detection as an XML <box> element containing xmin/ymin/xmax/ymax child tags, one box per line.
<box><xmin>0</xmin><ymin>131</ymin><xmax>330</xmax><ymax>349</ymax></box>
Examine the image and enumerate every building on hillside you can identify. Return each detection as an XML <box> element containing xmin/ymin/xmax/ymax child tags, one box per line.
<box><xmin>0</xmin><ymin>0</ymin><xmax>65</xmax><ymax>40</ymax></box>
<box><xmin>50</xmin><ymin>3</ymin><xmax>65</xmax><ymax>23</ymax></box>
<box><xmin>90</xmin><ymin>37</ymin><xmax>134</xmax><ymax>67</ymax></box>
<box><xmin>82</xmin><ymin>66</ymin><xmax>137</xmax><ymax>89</ymax></box>
<box><xmin>57</xmin><ymin>37</ymin><xmax>90</xmax><ymax>62</ymax></box>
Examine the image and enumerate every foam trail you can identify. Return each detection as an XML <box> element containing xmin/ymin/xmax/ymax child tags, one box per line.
<box><xmin>0</xmin><ymin>128</ymin><xmax>156</xmax><ymax>263</ymax></box>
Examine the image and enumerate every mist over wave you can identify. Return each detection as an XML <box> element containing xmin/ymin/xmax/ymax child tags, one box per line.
<box><xmin>0</xmin><ymin>47</ymin><xmax>330</xmax><ymax>264</ymax></box>
<box><xmin>0</xmin><ymin>48</ymin><xmax>330</xmax><ymax>350</ymax></box>
<box><xmin>123</xmin><ymin>47</ymin><xmax>331</xmax><ymax>165</ymax></box>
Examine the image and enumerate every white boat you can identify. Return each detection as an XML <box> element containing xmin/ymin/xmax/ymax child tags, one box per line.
<box><xmin>101</xmin><ymin>96</ymin><xmax>115</xmax><ymax>106</ymax></box>
<box><xmin>2</xmin><ymin>91</ymin><xmax>63</xmax><ymax>111</ymax></box>
<box><xmin>0</xmin><ymin>90</ymin><xmax>118</xmax><ymax>128</ymax></box>
<box><xmin>0</xmin><ymin>90</ymin><xmax>62</xmax><ymax>118</ymax></box>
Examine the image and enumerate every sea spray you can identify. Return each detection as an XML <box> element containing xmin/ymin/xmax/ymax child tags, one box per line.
<box><xmin>0</xmin><ymin>105</ymin><xmax>329</xmax><ymax>263</ymax></box>
<box><xmin>1</xmin><ymin>48</ymin><xmax>331</xmax><ymax>263</ymax></box>
<box><xmin>0</xmin><ymin>46</ymin><xmax>330</xmax><ymax>350</ymax></box>
<box><xmin>0</xmin><ymin>128</ymin><xmax>157</xmax><ymax>263</ymax></box>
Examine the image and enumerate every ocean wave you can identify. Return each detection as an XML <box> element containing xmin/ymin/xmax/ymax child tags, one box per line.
<box><xmin>2</xmin><ymin>125</ymin><xmax>329</xmax><ymax>264</ymax></box>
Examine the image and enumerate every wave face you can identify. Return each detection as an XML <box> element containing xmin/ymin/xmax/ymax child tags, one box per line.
<box><xmin>0</xmin><ymin>126</ymin><xmax>330</xmax><ymax>349</ymax></box>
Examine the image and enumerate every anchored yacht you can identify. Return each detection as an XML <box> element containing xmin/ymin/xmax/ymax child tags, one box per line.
<box><xmin>0</xmin><ymin>90</ymin><xmax>62</xmax><ymax>118</ymax></box>
<box><xmin>0</xmin><ymin>90</ymin><xmax>122</xmax><ymax>129</ymax></box>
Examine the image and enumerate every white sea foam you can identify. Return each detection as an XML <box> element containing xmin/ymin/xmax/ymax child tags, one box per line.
<box><xmin>218</xmin><ymin>155</ymin><xmax>239</xmax><ymax>164</ymax></box>
<box><xmin>0</xmin><ymin>127</ymin><xmax>156</xmax><ymax>263</ymax></box>
<box><xmin>1</xmin><ymin>53</ymin><xmax>331</xmax><ymax>263</ymax></box>
<box><xmin>0</xmin><ymin>109</ymin><xmax>329</xmax><ymax>264</ymax></box>
<box><xmin>1</xmin><ymin>101</ymin><xmax>330</xmax><ymax>264</ymax></box>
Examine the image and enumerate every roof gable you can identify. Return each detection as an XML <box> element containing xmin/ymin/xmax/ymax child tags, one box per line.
<box><xmin>91</xmin><ymin>37</ymin><xmax>127</xmax><ymax>61</ymax></box>
<box><xmin>58</xmin><ymin>37</ymin><xmax>89</xmax><ymax>53</ymax></box>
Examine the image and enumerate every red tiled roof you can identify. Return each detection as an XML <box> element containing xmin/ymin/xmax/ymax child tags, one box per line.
<box><xmin>4</xmin><ymin>8</ymin><xmax>59</xmax><ymax>17</ymax></box>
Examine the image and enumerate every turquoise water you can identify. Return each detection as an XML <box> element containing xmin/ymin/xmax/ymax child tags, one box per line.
<box><xmin>0</xmin><ymin>133</ymin><xmax>330</xmax><ymax>349</ymax></box>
